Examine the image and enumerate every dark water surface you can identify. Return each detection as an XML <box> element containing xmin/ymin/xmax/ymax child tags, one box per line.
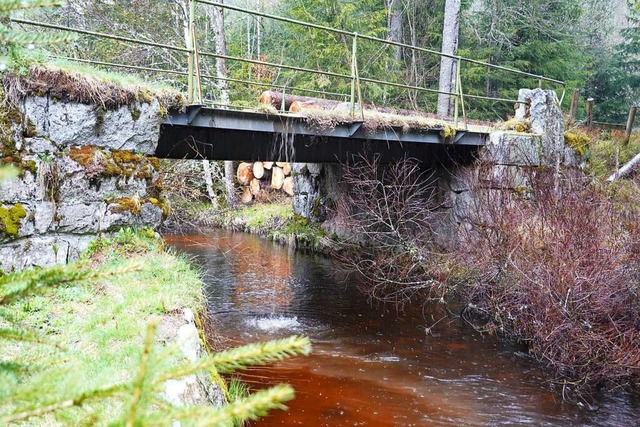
<box><xmin>165</xmin><ymin>230</ymin><xmax>639</xmax><ymax>426</ymax></box>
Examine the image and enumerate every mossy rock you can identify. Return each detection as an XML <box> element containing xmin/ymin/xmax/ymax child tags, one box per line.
<box><xmin>564</xmin><ymin>130</ymin><xmax>591</xmax><ymax>157</ymax></box>
<box><xmin>0</xmin><ymin>203</ymin><xmax>27</xmax><ymax>237</ymax></box>
<box><xmin>497</xmin><ymin>118</ymin><xmax>532</xmax><ymax>133</ymax></box>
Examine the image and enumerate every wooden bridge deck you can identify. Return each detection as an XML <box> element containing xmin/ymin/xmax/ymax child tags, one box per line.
<box><xmin>157</xmin><ymin>106</ymin><xmax>492</xmax><ymax>164</ymax></box>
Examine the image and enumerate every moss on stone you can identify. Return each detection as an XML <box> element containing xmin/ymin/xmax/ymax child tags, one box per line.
<box><xmin>0</xmin><ymin>203</ymin><xmax>27</xmax><ymax>237</ymax></box>
<box><xmin>108</xmin><ymin>197</ymin><xmax>142</xmax><ymax>215</ymax></box>
<box><xmin>130</xmin><ymin>106</ymin><xmax>142</xmax><ymax>121</ymax></box>
<box><xmin>94</xmin><ymin>107</ymin><xmax>106</xmax><ymax>133</ymax></box>
<box><xmin>69</xmin><ymin>146</ymin><xmax>157</xmax><ymax>180</ymax></box>
<box><xmin>564</xmin><ymin>130</ymin><xmax>591</xmax><ymax>157</ymax></box>
<box><xmin>147</xmin><ymin>196</ymin><xmax>171</xmax><ymax>219</ymax></box>
<box><xmin>498</xmin><ymin>118</ymin><xmax>532</xmax><ymax>133</ymax></box>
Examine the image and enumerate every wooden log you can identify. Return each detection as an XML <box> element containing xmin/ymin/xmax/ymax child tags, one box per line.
<box><xmin>241</xmin><ymin>187</ymin><xmax>253</xmax><ymax>204</ymax></box>
<box><xmin>263</xmin><ymin>161</ymin><xmax>274</xmax><ymax>170</ymax></box>
<box><xmin>282</xmin><ymin>162</ymin><xmax>292</xmax><ymax>176</ymax></box>
<box><xmin>289</xmin><ymin>99</ymin><xmax>342</xmax><ymax>113</ymax></box>
<box><xmin>283</xmin><ymin>176</ymin><xmax>294</xmax><ymax>196</ymax></box>
<box><xmin>607</xmin><ymin>151</ymin><xmax>640</xmax><ymax>181</ymax></box>
<box><xmin>236</xmin><ymin>162</ymin><xmax>254</xmax><ymax>185</ymax></box>
<box><xmin>253</xmin><ymin>161</ymin><xmax>265</xmax><ymax>179</ymax></box>
<box><xmin>275</xmin><ymin>162</ymin><xmax>287</xmax><ymax>167</ymax></box>
<box><xmin>258</xmin><ymin>91</ymin><xmax>321</xmax><ymax>111</ymax></box>
<box><xmin>271</xmin><ymin>166</ymin><xmax>285</xmax><ymax>190</ymax></box>
<box><xmin>249</xmin><ymin>178</ymin><xmax>261</xmax><ymax>196</ymax></box>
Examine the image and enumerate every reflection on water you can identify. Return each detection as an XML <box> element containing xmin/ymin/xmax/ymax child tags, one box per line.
<box><xmin>166</xmin><ymin>229</ymin><xmax>640</xmax><ymax>426</ymax></box>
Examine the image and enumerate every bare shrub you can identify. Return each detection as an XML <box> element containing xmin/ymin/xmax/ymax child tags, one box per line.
<box><xmin>332</xmin><ymin>155</ymin><xmax>451</xmax><ymax>305</ymax></box>
<box><xmin>457</xmin><ymin>167</ymin><xmax>640</xmax><ymax>396</ymax></box>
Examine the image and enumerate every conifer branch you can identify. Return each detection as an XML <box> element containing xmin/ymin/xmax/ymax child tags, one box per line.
<box><xmin>125</xmin><ymin>320</ymin><xmax>157</xmax><ymax>427</ymax></box>
<box><xmin>142</xmin><ymin>384</ymin><xmax>295</xmax><ymax>427</ymax></box>
<box><xmin>2</xmin><ymin>383</ymin><xmax>127</xmax><ymax>423</ymax></box>
<box><xmin>153</xmin><ymin>335</ymin><xmax>311</xmax><ymax>385</ymax></box>
<box><xmin>0</xmin><ymin>0</ymin><xmax>65</xmax><ymax>12</ymax></box>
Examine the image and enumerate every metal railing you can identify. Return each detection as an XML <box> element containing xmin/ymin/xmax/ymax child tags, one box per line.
<box><xmin>12</xmin><ymin>1</ymin><xmax>565</xmax><ymax>127</ymax></box>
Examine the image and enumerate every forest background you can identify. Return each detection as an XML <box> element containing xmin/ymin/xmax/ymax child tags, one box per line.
<box><xmin>16</xmin><ymin>0</ymin><xmax>640</xmax><ymax>124</ymax></box>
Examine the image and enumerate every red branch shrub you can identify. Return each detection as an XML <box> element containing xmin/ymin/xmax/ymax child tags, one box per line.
<box><xmin>457</xmin><ymin>168</ymin><xmax>640</xmax><ymax>395</ymax></box>
<box><xmin>331</xmin><ymin>155</ymin><xmax>451</xmax><ymax>305</ymax></box>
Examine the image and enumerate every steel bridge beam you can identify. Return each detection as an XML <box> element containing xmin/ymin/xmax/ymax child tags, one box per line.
<box><xmin>157</xmin><ymin>107</ymin><xmax>487</xmax><ymax>164</ymax></box>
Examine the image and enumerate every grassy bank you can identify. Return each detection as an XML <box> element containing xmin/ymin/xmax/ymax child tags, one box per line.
<box><xmin>166</xmin><ymin>200</ymin><xmax>331</xmax><ymax>254</ymax></box>
<box><xmin>0</xmin><ymin>229</ymin><xmax>204</xmax><ymax>424</ymax></box>
<box><xmin>1</xmin><ymin>228</ymin><xmax>311</xmax><ymax>425</ymax></box>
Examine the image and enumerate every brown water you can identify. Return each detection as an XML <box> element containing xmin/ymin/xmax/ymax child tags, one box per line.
<box><xmin>166</xmin><ymin>230</ymin><xmax>640</xmax><ymax>426</ymax></box>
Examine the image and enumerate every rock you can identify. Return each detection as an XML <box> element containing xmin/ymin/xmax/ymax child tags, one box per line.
<box><xmin>22</xmin><ymin>97</ymin><xmax>162</xmax><ymax>154</ymax></box>
<box><xmin>482</xmin><ymin>132</ymin><xmax>543</xmax><ymax>166</ymax></box>
<box><xmin>0</xmin><ymin>234</ymin><xmax>93</xmax><ymax>271</ymax></box>
<box><xmin>0</xmin><ymin>172</ymin><xmax>39</xmax><ymax>203</ymax></box>
<box><xmin>515</xmin><ymin>89</ymin><xmax>565</xmax><ymax>164</ymax></box>
<box><xmin>55</xmin><ymin>202</ymin><xmax>106</xmax><ymax>233</ymax></box>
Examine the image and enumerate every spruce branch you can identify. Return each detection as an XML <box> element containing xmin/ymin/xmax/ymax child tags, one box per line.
<box><xmin>142</xmin><ymin>384</ymin><xmax>295</xmax><ymax>427</ymax></box>
<box><xmin>154</xmin><ymin>335</ymin><xmax>311</xmax><ymax>385</ymax></box>
<box><xmin>2</xmin><ymin>383</ymin><xmax>128</xmax><ymax>423</ymax></box>
<box><xmin>0</xmin><ymin>0</ymin><xmax>66</xmax><ymax>12</ymax></box>
<box><xmin>0</xmin><ymin>24</ymin><xmax>73</xmax><ymax>45</ymax></box>
<box><xmin>125</xmin><ymin>320</ymin><xmax>157</xmax><ymax>427</ymax></box>
<box><xmin>0</xmin><ymin>263</ymin><xmax>142</xmax><ymax>306</ymax></box>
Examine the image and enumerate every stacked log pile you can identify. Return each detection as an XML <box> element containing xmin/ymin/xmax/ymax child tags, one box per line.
<box><xmin>237</xmin><ymin>161</ymin><xmax>294</xmax><ymax>204</ymax></box>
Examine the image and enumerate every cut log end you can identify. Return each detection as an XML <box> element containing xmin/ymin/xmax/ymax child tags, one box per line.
<box><xmin>283</xmin><ymin>176</ymin><xmax>294</xmax><ymax>196</ymax></box>
<box><xmin>271</xmin><ymin>166</ymin><xmax>285</xmax><ymax>190</ymax></box>
<box><xmin>237</xmin><ymin>162</ymin><xmax>254</xmax><ymax>185</ymax></box>
<box><xmin>241</xmin><ymin>187</ymin><xmax>253</xmax><ymax>204</ymax></box>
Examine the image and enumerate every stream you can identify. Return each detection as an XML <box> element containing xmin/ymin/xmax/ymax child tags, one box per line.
<box><xmin>166</xmin><ymin>229</ymin><xmax>639</xmax><ymax>426</ymax></box>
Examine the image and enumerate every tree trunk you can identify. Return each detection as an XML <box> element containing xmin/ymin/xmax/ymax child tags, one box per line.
<box><xmin>387</xmin><ymin>0</ymin><xmax>403</xmax><ymax>61</ymax></box>
<box><xmin>202</xmin><ymin>160</ymin><xmax>219</xmax><ymax>210</ymax></box>
<box><xmin>608</xmin><ymin>152</ymin><xmax>640</xmax><ymax>181</ymax></box>
<box><xmin>209</xmin><ymin>0</ymin><xmax>236</xmax><ymax>207</ymax></box>
<box><xmin>437</xmin><ymin>0</ymin><xmax>461</xmax><ymax>118</ymax></box>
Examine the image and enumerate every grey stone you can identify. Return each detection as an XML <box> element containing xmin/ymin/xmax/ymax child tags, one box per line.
<box><xmin>22</xmin><ymin>96</ymin><xmax>49</xmax><ymax>135</ymax></box>
<box><xmin>515</xmin><ymin>89</ymin><xmax>565</xmax><ymax>164</ymax></box>
<box><xmin>0</xmin><ymin>172</ymin><xmax>39</xmax><ymax>203</ymax></box>
<box><xmin>34</xmin><ymin>202</ymin><xmax>55</xmax><ymax>233</ymax></box>
<box><xmin>0</xmin><ymin>234</ymin><xmax>94</xmax><ymax>272</ymax></box>
<box><xmin>22</xmin><ymin>96</ymin><xmax>161</xmax><ymax>154</ymax></box>
<box><xmin>56</xmin><ymin>202</ymin><xmax>106</xmax><ymax>234</ymax></box>
<box><xmin>483</xmin><ymin>132</ymin><xmax>543</xmax><ymax>166</ymax></box>
<box><xmin>24</xmin><ymin>137</ymin><xmax>58</xmax><ymax>154</ymax></box>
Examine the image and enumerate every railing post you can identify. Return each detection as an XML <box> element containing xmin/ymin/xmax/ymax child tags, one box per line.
<box><xmin>623</xmin><ymin>105</ymin><xmax>637</xmax><ymax>146</ymax></box>
<box><xmin>586</xmin><ymin>97</ymin><xmax>594</xmax><ymax>129</ymax></box>
<box><xmin>456</xmin><ymin>58</ymin><xmax>467</xmax><ymax>129</ymax></box>
<box><xmin>350</xmin><ymin>33</ymin><xmax>358</xmax><ymax>118</ymax></box>
<box><xmin>568</xmin><ymin>88</ymin><xmax>579</xmax><ymax>124</ymax></box>
<box><xmin>187</xmin><ymin>0</ymin><xmax>196</xmax><ymax>103</ymax></box>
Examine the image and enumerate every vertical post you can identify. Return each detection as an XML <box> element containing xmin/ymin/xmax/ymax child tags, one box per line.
<box><xmin>350</xmin><ymin>33</ymin><xmax>358</xmax><ymax>118</ymax></box>
<box><xmin>187</xmin><ymin>0</ymin><xmax>195</xmax><ymax>103</ymax></box>
<box><xmin>623</xmin><ymin>106</ymin><xmax>637</xmax><ymax>146</ymax></box>
<box><xmin>456</xmin><ymin>59</ymin><xmax>467</xmax><ymax>129</ymax></box>
<box><xmin>586</xmin><ymin>97</ymin><xmax>594</xmax><ymax>129</ymax></box>
<box><xmin>568</xmin><ymin>88</ymin><xmax>579</xmax><ymax>124</ymax></box>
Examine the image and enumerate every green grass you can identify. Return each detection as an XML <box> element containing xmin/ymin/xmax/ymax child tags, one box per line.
<box><xmin>588</xmin><ymin>131</ymin><xmax>640</xmax><ymax>179</ymax></box>
<box><xmin>0</xmin><ymin>228</ymin><xmax>204</xmax><ymax>425</ymax></box>
<box><xmin>231</xmin><ymin>202</ymin><xmax>294</xmax><ymax>230</ymax></box>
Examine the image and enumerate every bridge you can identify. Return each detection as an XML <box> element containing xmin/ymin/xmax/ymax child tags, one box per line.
<box><xmin>12</xmin><ymin>0</ymin><xmax>565</xmax><ymax>164</ymax></box>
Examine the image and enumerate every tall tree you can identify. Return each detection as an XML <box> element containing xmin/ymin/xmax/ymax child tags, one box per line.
<box><xmin>437</xmin><ymin>0</ymin><xmax>461</xmax><ymax>118</ymax></box>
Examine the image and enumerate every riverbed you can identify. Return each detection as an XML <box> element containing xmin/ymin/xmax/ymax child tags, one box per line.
<box><xmin>166</xmin><ymin>229</ymin><xmax>639</xmax><ymax>426</ymax></box>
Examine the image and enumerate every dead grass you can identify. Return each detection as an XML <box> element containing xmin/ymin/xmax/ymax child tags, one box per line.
<box><xmin>3</xmin><ymin>64</ymin><xmax>186</xmax><ymax>110</ymax></box>
<box><xmin>291</xmin><ymin>107</ymin><xmax>491</xmax><ymax>136</ymax></box>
